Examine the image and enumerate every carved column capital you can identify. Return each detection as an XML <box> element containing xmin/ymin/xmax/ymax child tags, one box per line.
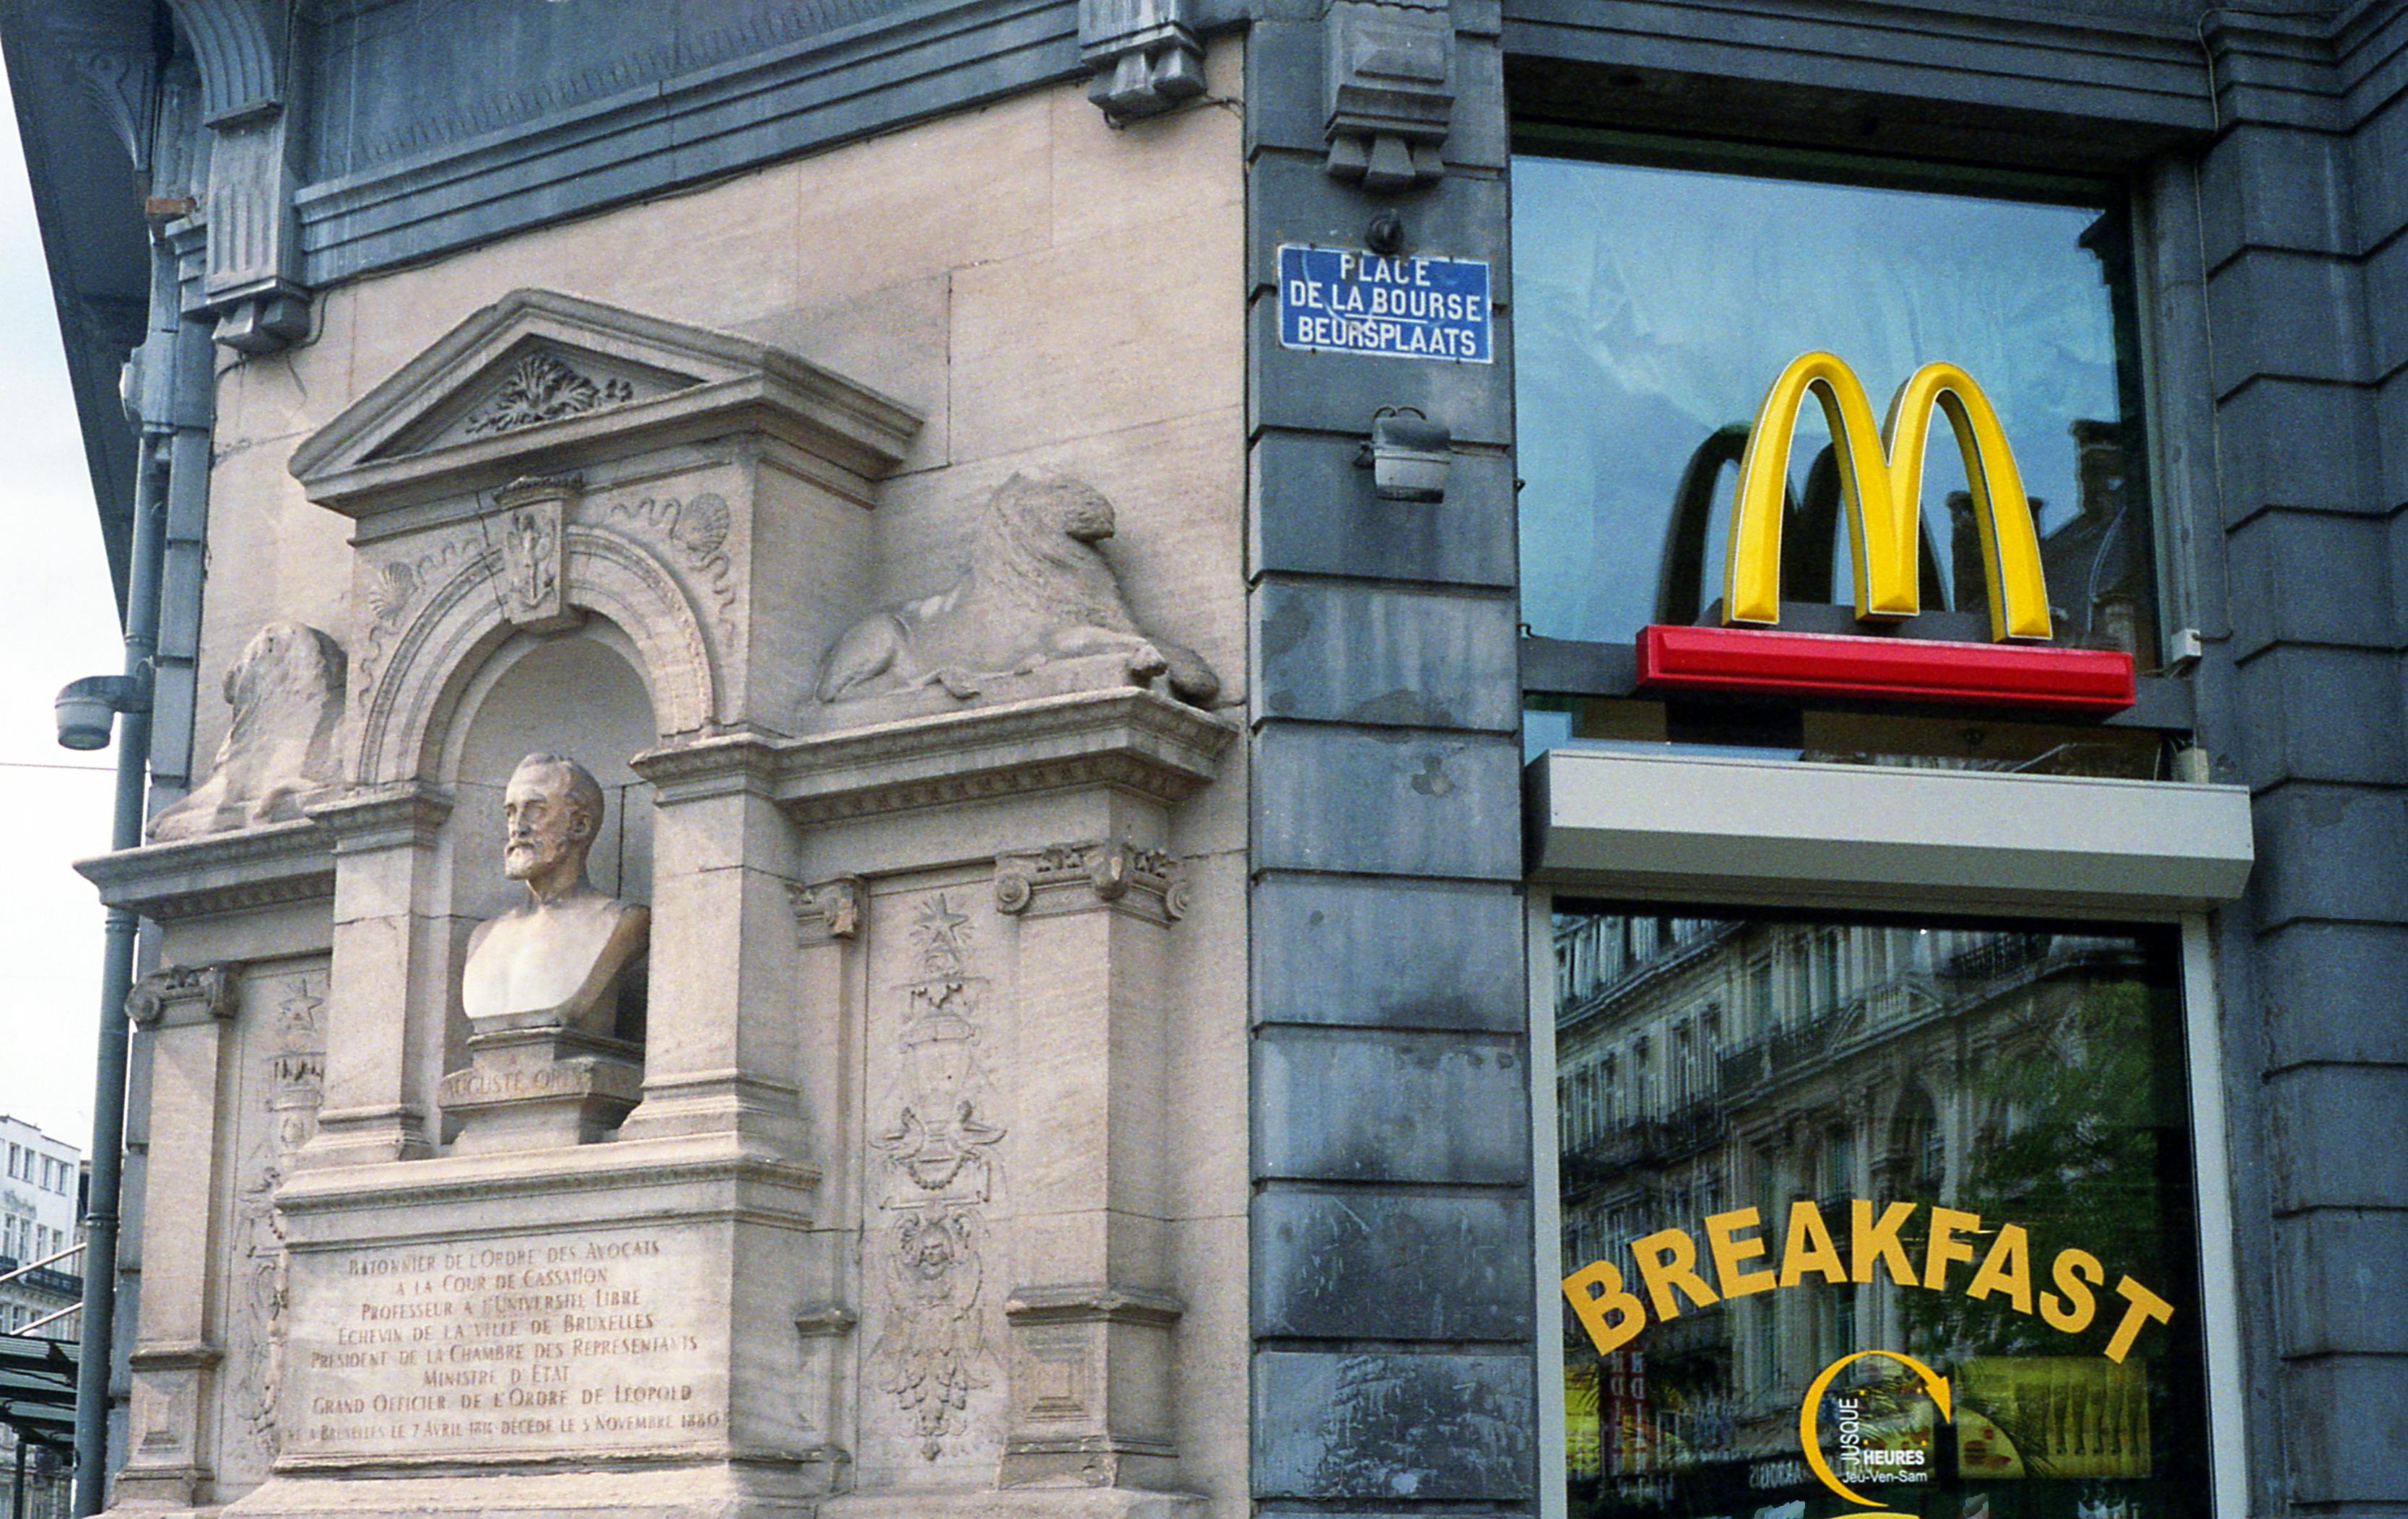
<box><xmin>788</xmin><ymin>876</ymin><xmax>865</xmax><ymax>946</ymax></box>
<box><xmin>127</xmin><ymin>962</ymin><xmax>240</xmax><ymax>1027</ymax></box>
<box><xmin>994</xmin><ymin>839</ymin><xmax>1187</xmax><ymax>922</ymax></box>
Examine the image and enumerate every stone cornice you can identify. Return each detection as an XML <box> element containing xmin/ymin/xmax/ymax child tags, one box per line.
<box><xmin>1003</xmin><ymin>1282</ymin><xmax>1186</xmax><ymax>1328</ymax></box>
<box><xmin>630</xmin><ymin>729</ymin><xmax>791</xmax><ymax>802</ymax></box>
<box><xmin>775</xmin><ymin>687</ymin><xmax>1235</xmax><ymax>825</ymax></box>
<box><xmin>76</xmin><ymin>817</ymin><xmax>335</xmax><ymax>923</ymax></box>
<box><xmin>306</xmin><ymin>783</ymin><xmax>455</xmax><ymax>853</ymax></box>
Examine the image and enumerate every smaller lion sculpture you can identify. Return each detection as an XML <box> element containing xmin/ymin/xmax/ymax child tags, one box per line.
<box><xmin>816</xmin><ymin>472</ymin><xmax>1220</xmax><ymax>708</ymax></box>
<box><xmin>148</xmin><ymin>621</ymin><xmax>348</xmax><ymax>843</ymax></box>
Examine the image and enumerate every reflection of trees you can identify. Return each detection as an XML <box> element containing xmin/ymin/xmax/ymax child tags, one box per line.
<box><xmin>1901</xmin><ymin>973</ymin><xmax>2163</xmax><ymax>1364</ymax></box>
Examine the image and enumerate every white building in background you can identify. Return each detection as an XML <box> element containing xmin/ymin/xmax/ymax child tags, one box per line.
<box><xmin>0</xmin><ymin>1115</ymin><xmax>83</xmax><ymax>1337</ymax></box>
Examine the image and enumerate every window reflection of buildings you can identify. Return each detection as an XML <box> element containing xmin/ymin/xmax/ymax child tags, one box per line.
<box><xmin>1553</xmin><ymin>913</ymin><xmax>2136</xmax><ymax>1468</ymax></box>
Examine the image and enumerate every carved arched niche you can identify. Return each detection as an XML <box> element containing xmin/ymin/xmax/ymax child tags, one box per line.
<box><xmin>358</xmin><ymin>521</ymin><xmax>717</xmax><ymax>788</ymax></box>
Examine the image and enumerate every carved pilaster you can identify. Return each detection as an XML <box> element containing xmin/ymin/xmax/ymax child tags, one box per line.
<box><xmin>299</xmin><ymin>784</ymin><xmax>456</xmax><ymax>1167</ymax></box>
<box><xmin>116</xmin><ymin>1341</ymin><xmax>222</xmax><ymax>1505</ymax></box>
<box><xmin>1079</xmin><ymin>0</ymin><xmax>1206</xmax><ymax>122</ymax></box>
<box><xmin>999</xmin><ymin>1285</ymin><xmax>1183</xmax><ymax>1488</ymax></box>
<box><xmin>994</xmin><ymin>839</ymin><xmax>1188</xmax><ymax>923</ymax></box>
<box><xmin>1323</xmin><ymin>0</ymin><xmax>1455</xmax><ymax>192</ymax></box>
<box><xmin>991</xmin><ymin>836</ymin><xmax>1187</xmax><ymax>1489</ymax></box>
<box><xmin>120</xmin><ymin>960</ymin><xmax>243</xmax><ymax>1506</ymax></box>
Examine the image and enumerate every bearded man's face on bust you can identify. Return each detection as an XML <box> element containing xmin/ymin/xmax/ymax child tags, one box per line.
<box><xmin>503</xmin><ymin>764</ymin><xmax>591</xmax><ymax>883</ymax></box>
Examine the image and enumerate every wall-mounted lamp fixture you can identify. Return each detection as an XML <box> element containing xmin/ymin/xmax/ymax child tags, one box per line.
<box><xmin>55</xmin><ymin>672</ymin><xmax>149</xmax><ymax>752</ymax></box>
<box><xmin>1357</xmin><ymin>406</ymin><xmax>1452</xmax><ymax>502</ymax></box>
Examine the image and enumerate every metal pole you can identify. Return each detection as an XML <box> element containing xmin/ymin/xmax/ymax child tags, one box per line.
<box><xmin>71</xmin><ymin>435</ymin><xmax>165</xmax><ymax>1518</ymax></box>
<box><xmin>13</xmin><ymin>1432</ymin><xmax>28</xmax><ymax>1519</ymax></box>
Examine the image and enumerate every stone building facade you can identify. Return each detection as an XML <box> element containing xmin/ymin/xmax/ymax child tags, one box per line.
<box><xmin>1</xmin><ymin>3</ymin><xmax>2403</xmax><ymax>1519</ymax></box>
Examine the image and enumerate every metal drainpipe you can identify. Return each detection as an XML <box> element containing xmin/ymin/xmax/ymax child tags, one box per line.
<box><xmin>71</xmin><ymin>425</ymin><xmax>168</xmax><ymax>1518</ymax></box>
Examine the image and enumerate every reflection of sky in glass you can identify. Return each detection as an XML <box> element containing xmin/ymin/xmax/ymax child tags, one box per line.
<box><xmin>1513</xmin><ymin>156</ymin><xmax>2123</xmax><ymax>645</ymax></box>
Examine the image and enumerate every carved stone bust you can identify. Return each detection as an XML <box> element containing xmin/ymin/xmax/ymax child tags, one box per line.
<box><xmin>461</xmin><ymin>752</ymin><xmax>648</xmax><ymax>1035</ymax></box>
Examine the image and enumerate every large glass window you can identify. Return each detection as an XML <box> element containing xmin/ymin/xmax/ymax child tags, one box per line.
<box><xmin>1553</xmin><ymin>908</ymin><xmax>2210</xmax><ymax>1519</ymax></box>
<box><xmin>1514</xmin><ymin>140</ymin><xmax>2158</xmax><ymax>666</ymax></box>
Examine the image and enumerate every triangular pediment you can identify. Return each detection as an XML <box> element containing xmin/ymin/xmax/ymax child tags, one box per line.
<box><xmin>290</xmin><ymin>289</ymin><xmax>922</xmax><ymax>519</ymax></box>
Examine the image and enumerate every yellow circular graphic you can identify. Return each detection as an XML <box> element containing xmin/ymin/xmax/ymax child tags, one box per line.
<box><xmin>1797</xmin><ymin>1349</ymin><xmax>1955</xmax><ymax>1512</ymax></box>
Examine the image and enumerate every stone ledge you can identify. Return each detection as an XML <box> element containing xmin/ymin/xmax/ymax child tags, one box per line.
<box><xmin>775</xmin><ymin>687</ymin><xmax>1236</xmax><ymax>824</ymax></box>
<box><xmin>822</xmin><ymin>1492</ymin><xmax>1207</xmax><ymax>1519</ymax></box>
<box><xmin>75</xmin><ymin>817</ymin><xmax>334</xmax><ymax>923</ymax></box>
<box><xmin>277</xmin><ymin>1130</ymin><xmax>822</xmax><ymax>1243</ymax></box>
<box><xmin>220</xmin><ymin>1460</ymin><xmax>834</xmax><ymax>1519</ymax></box>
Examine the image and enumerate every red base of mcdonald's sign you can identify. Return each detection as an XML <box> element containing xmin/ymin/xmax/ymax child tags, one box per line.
<box><xmin>1636</xmin><ymin>625</ymin><xmax>2137</xmax><ymax>713</ymax></box>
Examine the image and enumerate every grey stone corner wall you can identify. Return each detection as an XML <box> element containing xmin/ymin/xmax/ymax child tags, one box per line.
<box><xmin>1242</xmin><ymin>5</ymin><xmax>1539</xmax><ymax>1514</ymax></box>
<box><xmin>2169</xmin><ymin>3</ymin><xmax>2408</xmax><ymax>1510</ymax></box>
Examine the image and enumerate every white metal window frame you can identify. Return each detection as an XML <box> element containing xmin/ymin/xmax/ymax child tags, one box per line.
<box><xmin>1526</xmin><ymin>747</ymin><xmax>2254</xmax><ymax>1519</ymax></box>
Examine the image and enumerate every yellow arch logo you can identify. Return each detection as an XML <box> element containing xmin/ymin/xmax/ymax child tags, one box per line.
<box><xmin>1799</xmin><ymin>1349</ymin><xmax>1953</xmax><ymax>1513</ymax></box>
<box><xmin>1722</xmin><ymin>352</ymin><xmax>2053</xmax><ymax>643</ymax></box>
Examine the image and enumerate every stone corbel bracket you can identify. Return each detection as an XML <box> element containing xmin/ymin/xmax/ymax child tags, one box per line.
<box><xmin>1080</xmin><ymin>0</ymin><xmax>1207</xmax><ymax>121</ymax></box>
<box><xmin>126</xmin><ymin>962</ymin><xmax>242</xmax><ymax>1027</ymax></box>
<box><xmin>995</xmin><ymin>840</ymin><xmax>1189</xmax><ymax>923</ymax></box>
<box><xmin>1323</xmin><ymin>0</ymin><xmax>1455</xmax><ymax>192</ymax></box>
<box><xmin>162</xmin><ymin>0</ymin><xmax>313</xmax><ymax>351</ymax></box>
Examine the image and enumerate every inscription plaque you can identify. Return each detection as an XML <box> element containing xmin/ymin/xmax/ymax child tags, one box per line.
<box><xmin>282</xmin><ymin>1225</ymin><xmax>722</xmax><ymax>1460</ymax></box>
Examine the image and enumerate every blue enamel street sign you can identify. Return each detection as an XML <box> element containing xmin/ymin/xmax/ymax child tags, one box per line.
<box><xmin>1277</xmin><ymin>245</ymin><xmax>1492</xmax><ymax>363</ymax></box>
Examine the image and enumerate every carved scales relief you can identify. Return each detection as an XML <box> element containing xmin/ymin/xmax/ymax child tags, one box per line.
<box><xmin>869</xmin><ymin>893</ymin><xmax>1006</xmax><ymax>1461</ymax></box>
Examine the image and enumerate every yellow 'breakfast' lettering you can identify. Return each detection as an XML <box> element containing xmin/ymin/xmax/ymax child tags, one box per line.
<box><xmin>1560</xmin><ymin>1200</ymin><xmax>2173</xmax><ymax>1363</ymax></box>
<box><xmin>1632</xmin><ymin>1226</ymin><xmax>1720</xmax><ymax>1320</ymax></box>
<box><xmin>1704</xmin><ymin>1206</ymin><xmax>1778</xmax><ymax>1299</ymax></box>
<box><xmin>2040</xmin><ymin>1247</ymin><xmax>2104</xmax><ymax>1333</ymax></box>
<box><xmin>1561</xmin><ymin>1260</ymin><xmax>1646</xmax><ymax>1355</ymax></box>
<box><xmin>1851</xmin><ymin>1198</ymin><xmax>1919</xmax><ymax>1287</ymax></box>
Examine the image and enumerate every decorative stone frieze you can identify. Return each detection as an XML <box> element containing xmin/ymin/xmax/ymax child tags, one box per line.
<box><xmin>1079</xmin><ymin>0</ymin><xmax>1207</xmax><ymax>122</ymax></box>
<box><xmin>1323</xmin><ymin>0</ymin><xmax>1455</xmax><ymax>192</ymax></box>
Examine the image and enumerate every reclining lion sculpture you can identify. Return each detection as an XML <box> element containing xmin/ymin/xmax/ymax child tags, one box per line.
<box><xmin>816</xmin><ymin>471</ymin><xmax>1220</xmax><ymax>708</ymax></box>
<box><xmin>148</xmin><ymin>620</ymin><xmax>348</xmax><ymax>842</ymax></box>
